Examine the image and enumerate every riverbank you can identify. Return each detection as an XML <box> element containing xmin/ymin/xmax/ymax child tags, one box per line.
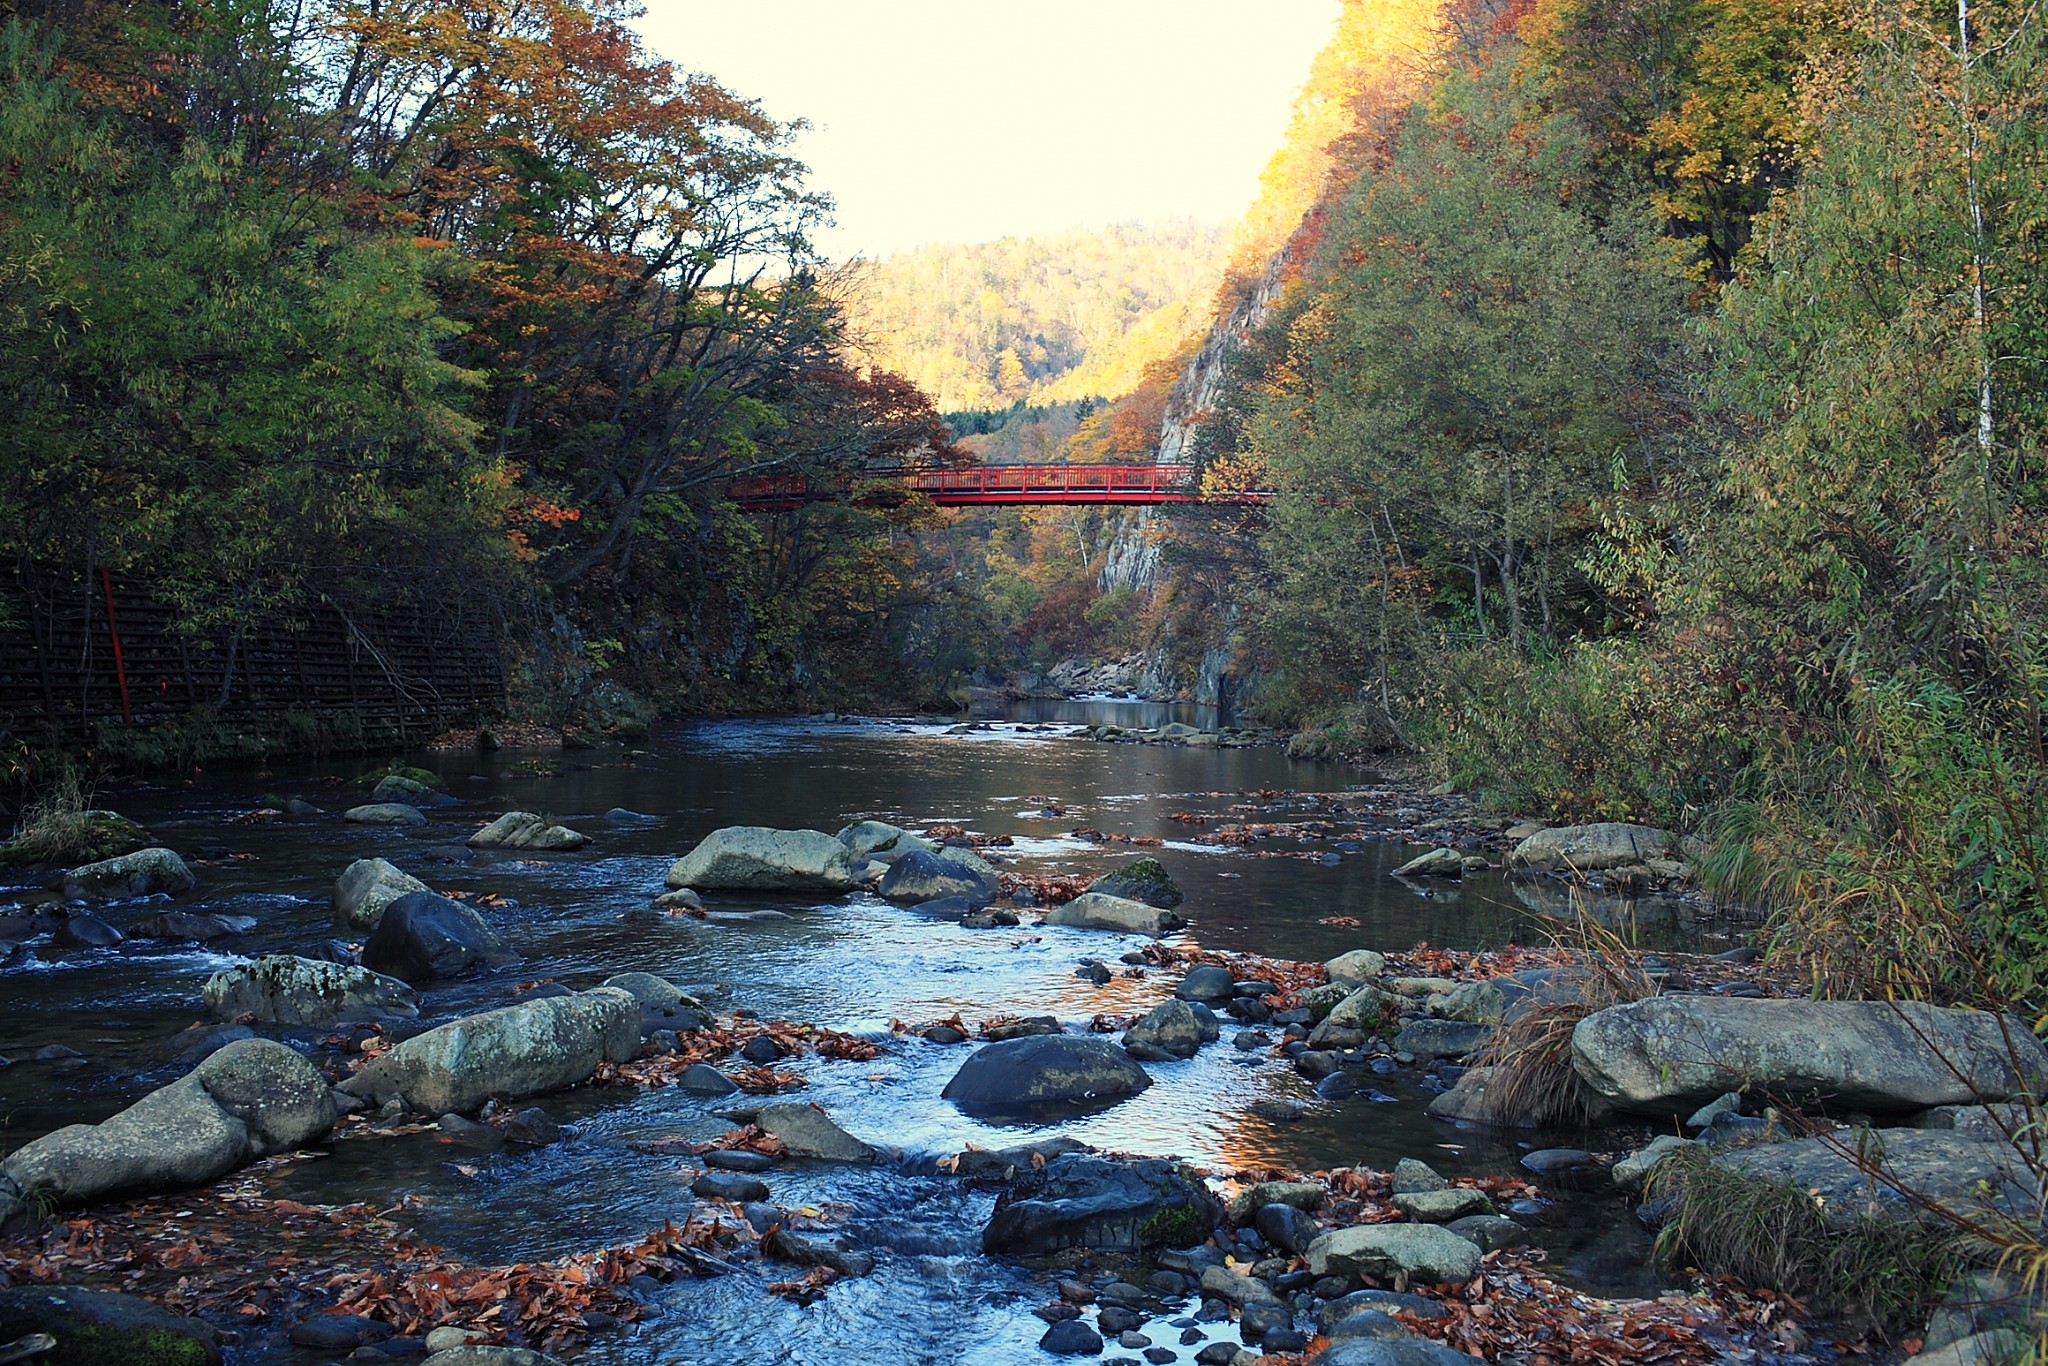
<box><xmin>0</xmin><ymin>712</ymin><xmax>2036</xmax><ymax>1364</ymax></box>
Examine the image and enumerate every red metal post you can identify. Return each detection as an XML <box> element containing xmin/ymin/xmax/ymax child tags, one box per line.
<box><xmin>99</xmin><ymin>568</ymin><xmax>134</xmax><ymax>725</ymax></box>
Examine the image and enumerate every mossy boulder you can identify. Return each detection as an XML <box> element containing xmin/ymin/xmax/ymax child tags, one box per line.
<box><xmin>1084</xmin><ymin>857</ymin><xmax>1184</xmax><ymax>908</ymax></box>
<box><xmin>0</xmin><ymin>1287</ymin><xmax>218</xmax><ymax>1365</ymax></box>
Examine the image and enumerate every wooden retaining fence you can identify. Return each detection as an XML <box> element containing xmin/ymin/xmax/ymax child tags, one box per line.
<box><xmin>0</xmin><ymin>570</ymin><xmax>505</xmax><ymax>750</ymax></box>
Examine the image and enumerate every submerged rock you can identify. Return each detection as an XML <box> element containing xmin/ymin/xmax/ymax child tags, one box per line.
<box><xmin>0</xmin><ymin>1286</ymin><xmax>220</xmax><ymax>1365</ymax></box>
<box><xmin>877</xmin><ymin>848</ymin><xmax>999</xmax><ymax>906</ymax></box>
<box><xmin>665</xmin><ymin>826</ymin><xmax>856</xmax><ymax>892</ymax></box>
<box><xmin>1042</xmin><ymin>892</ymin><xmax>1184</xmax><ymax>936</ymax></box>
<box><xmin>334</xmin><ymin>856</ymin><xmax>430</xmax><ymax>931</ymax></box>
<box><xmin>942</xmin><ymin>1034</ymin><xmax>1152</xmax><ymax>1121</ymax></box>
<box><xmin>468</xmin><ymin>812</ymin><xmax>589</xmax><ymax>851</ymax></box>
<box><xmin>203</xmin><ymin>954</ymin><xmax>419</xmax><ymax>1026</ymax></box>
<box><xmin>342</xmin><ymin>803</ymin><xmax>428</xmax><ymax>826</ymax></box>
<box><xmin>340</xmin><ymin>988</ymin><xmax>640</xmax><ymax>1115</ymax></box>
<box><xmin>61</xmin><ymin>846</ymin><xmax>195</xmax><ymax>900</ymax></box>
<box><xmin>753</xmin><ymin>1102</ymin><xmax>877</xmax><ymax>1162</ymax></box>
<box><xmin>1571</xmin><ymin>997</ymin><xmax>2048</xmax><ymax>1116</ymax></box>
<box><xmin>984</xmin><ymin>1153</ymin><xmax>1221</xmax><ymax>1254</ymax></box>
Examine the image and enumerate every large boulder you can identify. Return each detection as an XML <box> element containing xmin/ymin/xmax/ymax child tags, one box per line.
<box><xmin>339</xmin><ymin>988</ymin><xmax>640</xmax><ymax>1115</ymax></box>
<box><xmin>361</xmin><ymin>892</ymin><xmax>518</xmax><ymax>983</ymax></box>
<box><xmin>1042</xmin><ymin>892</ymin><xmax>1184</xmax><ymax>936</ymax></box>
<box><xmin>1306</xmin><ymin>1223</ymin><xmax>1484</xmax><ymax>1284</ymax></box>
<box><xmin>0</xmin><ymin>1286</ymin><xmax>221</xmax><ymax>1365</ymax></box>
<box><xmin>61</xmin><ymin>846</ymin><xmax>195</xmax><ymax>899</ymax></box>
<box><xmin>941</xmin><ymin>1034</ymin><xmax>1153</xmax><ymax>1121</ymax></box>
<box><xmin>837</xmin><ymin>821</ymin><xmax>937</xmax><ymax>861</ymax></box>
<box><xmin>469</xmin><ymin>812</ymin><xmax>589</xmax><ymax>851</ymax></box>
<box><xmin>665</xmin><ymin>826</ymin><xmax>856</xmax><ymax>892</ymax></box>
<box><xmin>1510</xmin><ymin>823</ymin><xmax>1679</xmax><ymax>876</ymax></box>
<box><xmin>1084</xmin><ymin>857</ymin><xmax>1184</xmax><ymax>908</ymax></box>
<box><xmin>601</xmin><ymin>971</ymin><xmax>707</xmax><ymax>1035</ymax></box>
<box><xmin>877</xmin><ymin>848</ymin><xmax>1000</xmax><ymax>906</ymax></box>
<box><xmin>983</xmin><ymin>1153</ymin><xmax>1221</xmax><ymax>1254</ymax></box>
<box><xmin>1681</xmin><ymin>1128</ymin><xmax>2040</xmax><ymax>1234</ymax></box>
<box><xmin>203</xmin><ymin>955</ymin><xmax>419</xmax><ymax>1027</ymax></box>
<box><xmin>334</xmin><ymin>856</ymin><xmax>430</xmax><ymax>931</ymax></box>
<box><xmin>1571</xmin><ymin>997</ymin><xmax>2048</xmax><ymax>1116</ymax></box>
<box><xmin>0</xmin><ymin>1040</ymin><xmax>335</xmax><ymax>1215</ymax></box>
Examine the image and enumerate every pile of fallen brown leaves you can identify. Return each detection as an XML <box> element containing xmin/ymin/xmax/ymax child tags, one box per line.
<box><xmin>1137</xmin><ymin>943</ymin><xmax>1330</xmax><ymax>1010</ymax></box>
<box><xmin>591</xmin><ymin>1015</ymin><xmax>883</xmax><ymax>1093</ymax></box>
<box><xmin>1069</xmin><ymin>828</ymin><xmax>1165</xmax><ymax>846</ymax></box>
<box><xmin>998</xmin><ymin>870</ymin><xmax>1094</xmax><ymax>904</ymax></box>
<box><xmin>428</xmin><ymin>723</ymin><xmax>563</xmax><ymax>750</ymax></box>
<box><xmin>920</xmin><ymin>825</ymin><xmax>1014</xmax><ymax>848</ymax></box>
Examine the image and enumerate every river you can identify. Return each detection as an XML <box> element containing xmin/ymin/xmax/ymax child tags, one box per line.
<box><xmin>0</xmin><ymin>704</ymin><xmax>1735</xmax><ymax>1364</ymax></box>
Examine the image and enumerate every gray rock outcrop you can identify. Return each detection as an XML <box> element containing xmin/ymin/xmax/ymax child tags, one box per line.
<box><xmin>469</xmin><ymin>812</ymin><xmax>589</xmax><ymax>851</ymax></box>
<box><xmin>203</xmin><ymin>954</ymin><xmax>419</xmax><ymax>1026</ymax></box>
<box><xmin>342</xmin><ymin>803</ymin><xmax>428</xmax><ymax>826</ymax></box>
<box><xmin>877</xmin><ymin>847</ymin><xmax>1000</xmax><ymax>905</ymax></box>
<box><xmin>1510</xmin><ymin>823</ymin><xmax>1684</xmax><ymax>878</ymax></box>
<box><xmin>665</xmin><ymin>826</ymin><xmax>856</xmax><ymax>892</ymax></box>
<box><xmin>335</xmin><ymin>856</ymin><xmax>430</xmax><ymax>931</ymax></box>
<box><xmin>942</xmin><ymin>1034</ymin><xmax>1153</xmax><ymax>1120</ymax></box>
<box><xmin>983</xmin><ymin>1153</ymin><xmax>1220</xmax><ymax>1253</ymax></box>
<box><xmin>61</xmin><ymin>846</ymin><xmax>195</xmax><ymax>899</ymax></box>
<box><xmin>339</xmin><ymin>988</ymin><xmax>640</xmax><ymax>1115</ymax></box>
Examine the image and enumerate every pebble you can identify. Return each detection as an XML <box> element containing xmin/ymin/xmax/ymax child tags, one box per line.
<box><xmin>924</xmin><ymin>1025</ymin><xmax>967</xmax><ymax>1045</ymax></box>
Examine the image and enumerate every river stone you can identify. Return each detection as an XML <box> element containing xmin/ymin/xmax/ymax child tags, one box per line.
<box><xmin>61</xmin><ymin>846</ymin><xmax>196</xmax><ymax>899</ymax></box>
<box><xmin>665</xmin><ymin>826</ymin><xmax>857</xmax><ymax>892</ymax></box>
<box><xmin>1085</xmin><ymin>857</ymin><xmax>1185</xmax><ymax>908</ymax></box>
<box><xmin>984</xmin><ymin>1153</ymin><xmax>1221</xmax><ymax>1254</ymax></box>
<box><xmin>1430</xmin><ymin>979</ymin><xmax>1507</xmax><ymax>1023</ymax></box>
<box><xmin>754</xmin><ymin>1102</ymin><xmax>877</xmax><ymax>1162</ymax></box>
<box><xmin>54</xmin><ymin>910</ymin><xmax>122</xmax><ymax>947</ymax></box>
<box><xmin>0</xmin><ymin>1040</ymin><xmax>334</xmax><ymax>1210</ymax></box>
<box><xmin>371</xmin><ymin>773</ymin><xmax>456</xmax><ymax>808</ymax></box>
<box><xmin>1446</xmin><ymin>1214</ymin><xmax>1529</xmax><ymax>1252</ymax></box>
<box><xmin>1391</xmin><ymin>1158</ymin><xmax>1447</xmax><ymax>1194</ymax></box>
<box><xmin>877</xmin><ymin>848</ymin><xmax>999</xmax><ymax>905</ymax></box>
<box><xmin>1394</xmin><ymin>1019</ymin><xmax>1493</xmax><ymax>1060</ymax></box>
<box><xmin>1326</xmin><ymin>950</ymin><xmax>1388</xmax><ymax>986</ymax></box>
<box><xmin>602</xmin><ymin>971</ymin><xmax>705</xmax><ymax>1033</ymax></box>
<box><xmin>420</xmin><ymin>1350</ymin><xmax>569</xmax><ymax>1366</ymax></box>
<box><xmin>361</xmin><ymin>891</ymin><xmax>518</xmax><ymax>983</ymax></box>
<box><xmin>1510</xmin><ymin>822</ymin><xmax>1678</xmax><ymax>875</ymax></box>
<box><xmin>1697</xmin><ymin>1128</ymin><xmax>2040</xmax><ymax>1233</ymax></box>
<box><xmin>1570</xmin><ymin>997</ymin><xmax>2048</xmax><ymax>1116</ymax></box>
<box><xmin>1392</xmin><ymin>847</ymin><xmax>1464</xmax><ymax>878</ymax></box>
<box><xmin>1123</xmin><ymin>999</ymin><xmax>1205</xmax><ymax>1060</ymax></box>
<box><xmin>334</xmin><ymin>856</ymin><xmax>429</xmax><ymax>931</ymax></box>
<box><xmin>1613</xmin><ymin>1135</ymin><xmax>1698</xmax><ymax>1193</ymax></box>
<box><xmin>836</xmin><ymin>820</ymin><xmax>936</xmax><ymax>860</ymax></box>
<box><xmin>1392</xmin><ymin>1187</ymin><xmax>1494</xmax><ymax>1222</ymax></box>
<box><xmin>678</xmin><ymin>1063</ymin><xmax>740</xmax><ymax>1095</ymax></box>
<box><xmin>1316</xmin><ymin>1337</ymin><xmax>1475</xmax><ymax>1366</ymax></box>
<box><xmin>1043</xmin><ymin>892</ymin><xmax>1184</xmax><ymax>936</ymax></box>
<box><xmin>340</xmin><ymin>988</ymin><xmax>640</xmax><ymax>1115</ymax></box>
<box><xmin>0</xmin><ymin>1286</ymin><xmax>221</xmax><ymax>1365</ymax></box>
<box><xmin>343</xmin><ymin>802</ymin><xmax>428</xmax><ymax>826</ymax></box>
<box><xmin>131</xmin><ymin>911</ymin><xmax>254</xmax><ymax>942</ymax></box>
<box><xmin>204</xmin><ymin>954</ymin><xmax>419</xmax><ymax>1026</ymax></box>
<box><xmin>1039</xmin><ymin>1319</ymin><xmax>1105</xmax><ymax>1356</ymax></box>
<box><xmin>1309</xmin><ymin>984</ymin><xmax>1397</xmax><ymax>1047</ymax></box>
<box><xmin>1175</xmin><ymin>964</ymin><xmax>1237</xmax><ymax>1002</ymax></box>
<box><xmin>194</xmin><ymin>1039</ymin><xmax>339</xmax><ymax>1155</ymax></box>
<box><xmin>1200</xmin><ymin>1263</ymin><xmax>1282</xmax><ymax>1306</ymax></box>
<box><xmin>944</xmin><ymin>1034</ymin><xmax>1153</xmax><ymax>1121</ymax></box>
<box><xmin>1307</xmin><ymin>1224</ymin><xmax>1483</xmax><ymax>1284</ymax></box>
<box><xmin>469</xmin><ymin>811</ymin><xmax>589</xmax><ymax>851</ymax></box>
<box><xmin>1226</xmin><ymin>1180</ymin><xmax>1326</xmax><ymax>1225</ymax></box>
<box><xmin>1256</xmin><ymin>1201</ymin><xmax>1321</xmax><ymax>1255</ymax></box>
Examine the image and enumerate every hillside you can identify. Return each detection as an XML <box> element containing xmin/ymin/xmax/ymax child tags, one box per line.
<box><xmin>848</xmin><ymin>220</ymin><xmax>1228</xmax><ymax>412</ymax></box>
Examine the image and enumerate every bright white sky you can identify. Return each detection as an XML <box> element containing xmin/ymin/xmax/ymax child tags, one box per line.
<box><xmin>633</xmin><ymin>1</ymin><xmax>1343</xmax><ymax>262</ymax></box>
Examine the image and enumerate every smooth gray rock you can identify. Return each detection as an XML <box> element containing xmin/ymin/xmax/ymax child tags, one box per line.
<box><xmin>1613</xmin><ymin>1135</ymin><xmax>1698</xmax><ymax>1192</ymax></box>
<box><xmin>1306</xmin><ymin>1224</ymin><xmax>1483</xmax><ymax>1284</ymax></box>
<box><xmin>1043</xmin><ymin>892</ymin><xmax>1184</xmax><ymax>936</ymax></box>
<box><xmin>342</xmin><ymin>803</ymin><xmax>427</xmax><ymax>826</ymax></box>
<box><xmin>204</xmin><ymin>954</ymin><xmax>419</xmax><ymax>1026</ymax></box>
<box><xmin>1393</xmin><ymin>1187</ymin><xmax>1494</xmax><ymax>1222</ymax></box>
<box><xmin>61</xmin><ymin>846</ymin><xmax>195</xmax><ymax>899</ymax></box>
<box><xmin>1309</xmin><ymin>983</ymin><xmax>1398</xmax><ymax>1047</ymax></box>
<box><xmin>469</xmin><ymin>811</ymin><xmax>588</xmax><ymax>851</ymax></box>
<box><xmin>754</xmin><ymin>1102</ymin><xmax>876</xmax><ymax>1162</ymax></box>
<box><xmin>665</xmin><ymin>826</ymin><xmax>856</xmax><ymax>892</ymax></box>
<box><xmin>602</xmin><ymin>971</ymin><xmax>705</xmax><ymax>1034</ymax></box>
<box><xmin>372</xmin><ymin>774</ymin><xmax>454</xmax><ymax>807</ymax></box>
<box><xmin>943</xmin><ymin>1034</ymin><xmax>1152</xmax><ymax>1120</ymax></box>
<box><xmin>1326</xmin><ymin>949</ymin><xmax>1388</xmax><ymax>985</ymax></box>
<box><xmin>1392</xmin><ymin>847</ymin><xmax>1464</xmax><ymax>878</ymax></box>
<box><xmin>1571</xmin><ymin>997</ymin><xmax>2048</xmax><ymax>1116</ymax></box>
<box><xmin>1316</xmin><ymin>1337</ymin><xmax>1475</xmax><ymax>1366</ymax></box>
<box><xmin>1225</xmin><ymin>1180</ymin><xmax>1325</xmax><ymax>1225</ymax></box>
<box><xmin>1701</xmin><ymin>1128</ymin><xmax>2040</xmax><ymax>1233</ymax></box>
<box><xmin>334</xmin><ymin>856</ymin><xmax>429</xmax><ymax>931</ymax></box>
<box><xmin>1394</xmin><ymin>1018</ymin><xmax>1493</xmax><ymax>1060</ymax></box>
<box><xmin>836</xmin><ymin>820</ymin><xmax>936</xmax><ymax>860</ymax></box>
<box><xmin>1085</xmin><ymin>857</ymin><xmax>1184</xmax><ymax>908</ymax></box>
<box><xmin>0</xmin><ymin>1039</ymin><xmax>334</xmax><ymax>1211</ymax></box>
<box><xmin>1391</xmin><ymin>1158</ymin><xmax>1447</xmax><ymax>1194</ymax></box>
<box><xmin>1445</xmin><ymin>1214</ymin><xmax>1529</xmax><ymax>1252</ymax></box>
<box><xmin>1510</xmin><ymin>822</ymin><xmax>1679</xmax><ymax>874</ymax></box>
<box><xmin>1175</xmin><ymin>964</ymin><xmax>1237</xmax><ymax>1002</ymax></box>
<box><xmin>340</xmin><ymin>988</ymin><xmax>640</xmax><ymax>1115</ymax></box>
<box><xmin>419</xmin><ymin>1349</ymin><xmax>568</xmax><ymax>1366</ymax></box>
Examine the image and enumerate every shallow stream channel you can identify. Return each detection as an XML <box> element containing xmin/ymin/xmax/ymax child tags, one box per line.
<box><xmin>0</xmin><ymin>703</ymin><xmax>1750</xmax><ymax>1365</ymax></box>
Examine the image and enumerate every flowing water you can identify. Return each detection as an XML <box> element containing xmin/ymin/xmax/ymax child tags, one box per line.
<box><xmin>0</xmin><ymin>705</ymin><xmax>1740</xmax><ymax>1363</ymax></box>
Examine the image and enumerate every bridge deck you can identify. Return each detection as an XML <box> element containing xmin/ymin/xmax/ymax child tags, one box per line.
<box><xmin>729</xmin><ymin>463</ymin><xmax>1270</xmax><ymax>510</ymax></box>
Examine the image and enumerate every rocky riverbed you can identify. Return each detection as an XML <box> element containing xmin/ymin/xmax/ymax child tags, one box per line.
<box><xmin>0</xmin><ymin>711</ymin><xmax>2039</xmax><ymax>1365</ymax></box>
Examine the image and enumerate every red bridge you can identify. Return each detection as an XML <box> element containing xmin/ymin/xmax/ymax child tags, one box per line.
<box><xmin>728</xmin><ymin>463</ymin><xmax>1273</xmax><ymax>510</ymax></box>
